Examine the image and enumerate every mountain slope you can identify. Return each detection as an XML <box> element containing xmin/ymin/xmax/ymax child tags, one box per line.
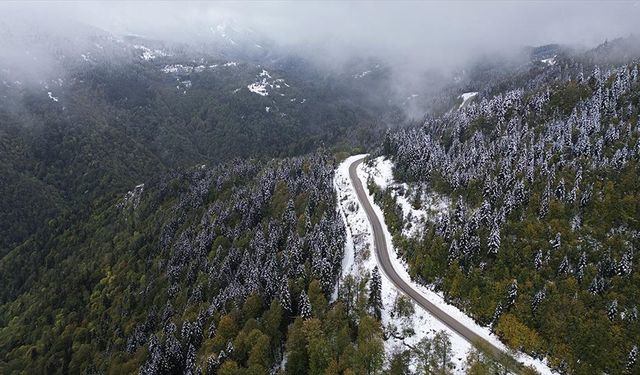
<box><xmin>380</xmin><ymin>40</ymin><xmax>640</xmax><ymax>373</ymax></box>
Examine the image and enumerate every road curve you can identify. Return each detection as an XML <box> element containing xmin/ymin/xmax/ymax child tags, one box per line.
<box><xmin>348</xmin><ymin>156</ymin><xmax>522</xmax><ymax>371</ymax></box>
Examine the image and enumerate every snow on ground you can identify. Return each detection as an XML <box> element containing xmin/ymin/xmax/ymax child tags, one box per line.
<box><xmin>354</xmin><ymin>70</ymin><xmax>371</xmax><ymax>79</ymax></box>
<box><xmin>541</xmin><ymin>55</ymin><xmax>557</xmax><ymax>66</ymax></box>
<box><xmin>47</xmin><ymin>92</ymin><xmax>58</xmax><ymax>102</ymax></box>
<box><xmin>361</xmin><ymin>157</ymin><xmax>449</xmax><ymax>238</ymax></box>
<box><xmin>248</xmin><ymin>82</ymin><xmax>269</xmax><ymax>96</ymax></box>
<box><xmin>133</xmin><ymin>45</ymin><xmax>168</xmax><ymax>61</ymax></box>
<box><xmin>247</xmin><ymin>69</ymin><xmax>289</xmax><ymax>97</ymax></box>
<box><xmin>334</xmin><ymin>155</ymin><xmax>555</xmax><ymax>374</ymax></box>
<box><xmin>161</xmin><ymin>64</ymin><xmax>211</xmax><ymax>74</ymax></box>
<box><xmin>459</xmin><ymin>92</ymin><xmax>478</xmax><ymax>109</ymax></box>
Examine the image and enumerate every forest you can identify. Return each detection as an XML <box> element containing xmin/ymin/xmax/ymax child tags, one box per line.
<box><xmin>2</xmin><ymin>12</ymin><xmax>640</xmax><ymax>373</ymax></box>
<box><xmin>380</xmin><ymin>53</ymin><xmax>640</xmax><ymax>374</ymax></box>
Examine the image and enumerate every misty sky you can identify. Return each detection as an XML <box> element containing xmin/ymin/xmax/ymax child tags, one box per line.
<box><xmin>2</xmin><ymin>1</ymin><xmax>640</xmax><ymax>69</ymax></box>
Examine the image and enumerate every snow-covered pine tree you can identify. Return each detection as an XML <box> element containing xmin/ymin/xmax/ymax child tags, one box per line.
<box><xmin>448</xmin><ymin>239</ymin><xmax>460</xmax><ymax>265</ymax></box>
<box><xmin>279</xmin><ymin>277</ymin><xmax>292</xmax><ymax>312</ymax></box>
<box><xmin>184</xmin><ymin>344</ymin><xmax>197</xmax><ymax>375</ymax></box>
<box><xmin>206</xmin><ymin>355</ymin><xmax>220</xmax><ymax>374</ymax></box>
<box><xmin>491</xmin><ymin>302</ymin><xmax>504</xmax><ymax>327</ymax></box>
<box><xmin>488</xmin><ymin>222</ymin><xmax>501</xmax><ymax>256</ymax></box>
<box><xmin>619</xmin><ymin>250</ymin><xmax>633</xmax><ymax>277</ymax></box>
<box><xmin>555</xmin><ymin>178</ymin><xmax>566</xmax><ymax>201</ymax></box>
<box><xmin>538</xmin><ymin>182</ymin><xmax>550</xmax><ymax>219</ymax></box>
<box><xmin>480</xmin><ymin>200</ymin><xmax>492</xmax><ymax>226</ymax></box>
<box><xmin>535</xmin><ymin>249</ymin><xmax>544</xmax><ymax>271</ymax></box>
<box><xmin>299</xmin><ymin>291</ymin><xmax>312</xmax><ymax>320</ymax></box>
<box><xmin>369</xmin><ymin>266</ymin><xmax>383</xmax><ymax>320</ymax></box>
<box><xmin>531</xmin><ymin>288</ymin><xmax>547</xmax><ymax>314</ymax></box>
<box><xmin>608</xmin><ymin>300</ymin><xmax>619</xmax><ymax>321</ymax></box>
<box><xmin>550</xmin><ymin>232</ymin><xmax>561</xmax><ymax>250</ymax></box>
<box><xmin>454</xmin><ymin>197</ymin><xmax>465</xmax><ymax>224</ymax></box>
<box><xmin>558</xmin><ymin>255</ymin><xmax>571</xmax><ymax>276</ymax></box>
<box><xmin>627</xmin><ymin>345</ymin><xmax>638</xmax><ymax>373</ymax></box>
<box><xmin>589</xmin><ymin>276</ymin><xmax>607</xmax><ymax>295</ymax></box>
<box><xmin>577</xmin><ymin>252</ymin><xmax>587</xmax><ymax>282</ymax></box>
<box><xmin>506</xmin><ymin>279</ymin><xmax>518</xmax><ymax>308</ymax></box>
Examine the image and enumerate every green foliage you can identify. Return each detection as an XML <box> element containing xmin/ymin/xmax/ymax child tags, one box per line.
<box><xmin>548</xmin><ymin>81</ymin><xmax>592</xmax><ymax>115</ymax></box>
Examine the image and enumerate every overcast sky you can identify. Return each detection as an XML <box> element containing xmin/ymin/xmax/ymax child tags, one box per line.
<box><xmin>2</xmin><ymin>1</ymin><xmax>640</xmax><ymax>70</ymax></box>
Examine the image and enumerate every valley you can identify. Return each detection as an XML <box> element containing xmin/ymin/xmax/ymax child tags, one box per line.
<box><xmin>1</xmin><ymin>3</ymin><xmax>640</xmax><ymax>374</ymax></box>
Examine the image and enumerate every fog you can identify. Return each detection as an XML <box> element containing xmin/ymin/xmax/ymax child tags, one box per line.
<box><xmin>1</xmin><ymin>1</ymin><xmax>639</xmax><ymax>102</ymax></box>
<box><xmin>5</xmin><ymin>1</ymin><xmax>637</xmax><ymax>65</ymax></box>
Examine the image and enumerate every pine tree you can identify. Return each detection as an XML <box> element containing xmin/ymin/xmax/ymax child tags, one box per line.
<box><xmin>491</xmin><ymin>302</ymin><xmax>504</xmax><ymax>327</ymax></box>
<box><xmin>589</xmin><ymin>276</ymin><xmax>607</xmax><ymax>295</ymax></box>
<box><xmin>299</xmin><ymin>291</ymin><xmax>312</xmax><ymax>320</ymax></box>
<box><xmin>531</xmin><ymin>288</ymin><xmax>546</xmax><ymax>314</ymax></box>
<box><xmin>619</xmin><ymin>250</ymin><xmax>633</xmax><ymax>276</ymax></box>
<box><xmin>454</xmin><ymin>197</ymin><xmax>465</xmax><ymax>224</ymax></box>
<box><xmin>488</xmin><ymin>223</ymin><xmax>501</xmax><ymax>256</ymax></box>
<box><xmin>550</xmin><ymin>232</ymin><xmax>561</xmax><ymax>250</ymax></box>
<box><xmin>608</xmin><ymin>300</ymin><xmax>618</xmax><ymax>321</ymax></box>
<box><xmin>538</xmin><ymin>184</ymin><xmax>549</xmax><ymax>219</ymax></box>
<box><xmin>279</xmin><ymin>277</ymin><xmax>292</xmax><ymax>312</ymax></box>
<box><xmin>369</xmin><ymin>266</ymin><xmax>383</xmax><ymax>320</ymax></box>
<box><xmin>448</xmin><ymin>239</ymin><xmax>460</xmax><ymax>265</ymax></box>
<box><xmin>535</xmin><ymin>249</ymin><xmax>544</xmax><ymax>271</ymax></box>
<box><xmin>480</xmin><ymin>200</ymin><xmax>492</xmax><ymax>226</ymax></box>
<box><xmin>506</xmin><ymin>279</ymin><xmax>518</xmax><ymax>308</ymax></box>
<box><xmin>630</xmin><ymin>306</ymin><xmax>639</xmax><ymax>322</ymax></box>
<box><xmin>184</xmin><ymin>344</ymin><xmax>197</xmax><ymax>375</ymax></box>
<box><xmin>432</xmin><ymin>331</ymin><xmax>453</xmax><ymax>374</ymax></box>
<box><xmin>555</xmin><ymin>178</ymin><xmax>565</xmax><ymax>201</ymax></box>
<box><xmin>577</xmin><ymin>252</ymin><xmax>587</xmax><ymax>282</ymax></box>
<box><xmin>558</xmin><ymin>255</ymin><xmax>571</xmax><ymax>276</ymax></box>
<box><xmin>627</xmin><ymin>345</ymin><xmax>638</xmax><ymax>373</ymax></box>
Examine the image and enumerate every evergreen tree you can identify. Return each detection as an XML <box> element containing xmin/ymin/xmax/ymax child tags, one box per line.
<box><xmin>618</xmin><ymin>250</ymin><xmax>633</xmax><ymax>276</ymax></box>
<box><xmin>627</xmin><ymin>345</ymin><xmax>638</xmax><ymax>374</ymax></box>
<box><xmin>608</xmin><ymin>300</ymin><xmax>618</xmax><ymax>321</ymax></box>
<box><xmin>506</xmin><ymin>279</ymin><xmax>518</xmax><ymax>309</ymax></box>
<box><xmin>488</xmin><ymin>223</ymin><xmax>501</xmax><ymax>256</ymax></box>
<box><xmin>534</xmin><ymin>249</ymin><xmax>544</xmax><ymax>271</ymax></box>
<box><xmin>299</xmin><ymin>291</ymin><xmax>312</xmax><ymax>320</ymax></box>
<box><xmin>550</xmin><ymin>233</ymin><xmax>561</xmax><ymax>250</ymax></box>
<box><xmin>577</xmin><ymin>252</ymin><xmax>587</xmax><ymax>282</ymax></box>
<box><xmin>280</xmin><ymin>277</ymin><xmax>292</xmax><ymax>312</ymax></box>
<box><xmin>558</xmin><ymin>255</ymin><xmax>571</xmax><ymax>276</ymax></box>
<box><xmin>432</xmin><ymin>331</ymin><xmax>454</xmax><ymax>375</ymax></box>
<box><xmin>369</xmin><ymin>266</ymin><xmax>383</xmax><ymax>320</ymax></box>
<box><xmin>531</xmin><ymin>288</ymin><xmax>546</xmax><ymax>314</ymax></box>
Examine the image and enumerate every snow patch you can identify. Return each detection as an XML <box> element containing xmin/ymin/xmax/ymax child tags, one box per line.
<box><xmin>459</xmin><ymin>92</ymin><xmax>478</xmax><ymax>109</ymax></box>
<box><xmin>248</xmin><ymin>82</ymin><xmax>269</xmax><ymax>96</ymax></box>
<box><xmin>247</xmin><ymin>69</ymin><xmax>288</xmax><ymax>97</ymax></box>
<box><xmin>47</xmin><ymin>92</ymin><xmax>58</xmax><ymax>102</ymax></box>
<box><xmin>162</xmin><ymin>64</ymin><xmax>209</xmax><ymax>74</ymax></box>
<box><xmin>361</xmin><ymin>157</ymin><xmax>450</xmax><ymax>238</ymax></box>
<box><xmin>134</xmin><ymin>45</ymin><xmax>168</xmax><ymax>61</ymax></box>
<box><xmin>541</xmin><ymin>55</ymin><xmax>557</xmax><ymax>66</ymax></box>
<box><xmin>354</xmin><ymin>70</ymin><xmax>371</xmax><ymax>79</ymax></box>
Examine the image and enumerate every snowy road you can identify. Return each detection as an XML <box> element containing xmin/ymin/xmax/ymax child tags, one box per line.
<box><xmin>348</xmin><ymin>156</ymin><xmax>525</xmax><ymax>373</ymax></box>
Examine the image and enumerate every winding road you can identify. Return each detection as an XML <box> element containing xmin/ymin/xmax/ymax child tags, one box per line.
<box><xmin>348</xmin><ymin>156</ymin><xmax>524</xmax><ymax>373</ymax></box>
